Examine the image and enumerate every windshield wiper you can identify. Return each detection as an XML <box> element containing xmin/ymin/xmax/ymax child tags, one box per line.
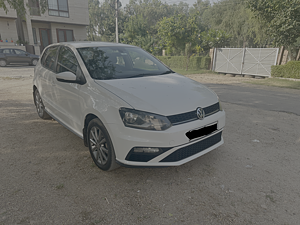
<box><xmin>127</xmin><ymin>73</ymin><xmax>159</xmax><ymax>78</ymax></box>
<box><xmin>128</xmin><ymin>70</ymin><xmax>174</xmax><ymax>78</ymax></box>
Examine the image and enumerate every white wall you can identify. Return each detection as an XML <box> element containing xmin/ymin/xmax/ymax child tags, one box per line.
<box><xmin>31</xmin><ymin>22</ymin><xmax>87</xmax><ymax>44</ymax></box>
<box><xmin>0</xmin><ymin>18</ymin><xmax>18</xmax><ymax>45</ymax></box>
<box><xmin>50</xmin><ymin>23</ymin><xmax>87</xmax><ymax>42</ymax></box>
<box><xmin>31</xmin><ymin>22</ymin><xmax>51</xmax><ymax>45</ymax></box>
<box><xmin>0</xmin><ymin>6</ymin><xmax>18</xmax><ymax>19</ymax></box>
<box><xmin>0</xmin><ymin>46</ymin><xmax>26</xmax><ymax>51</ymax></box>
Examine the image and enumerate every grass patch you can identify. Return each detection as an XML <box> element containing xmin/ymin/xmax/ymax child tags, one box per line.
<box><xmin>245</xmin><ymin>77</ymin><xmax>300</xmax><ymax>90</ymax></box>
<box><xmin>266</xmin><ymin>194</ymin><xmax>276</xmax><ymax>203</ymax></box>
<box><xmin>55</xmin><ymin>184</ymin><xmax>64</xmax><ymax>190</ymax></box>
<box><xmin>272</xmin><ymin>61</ymin><xmax>300</xmax><ymax>79</ymax></box>
<box><xmin>173</xmin><ymin>69</ymin><xmax>216</xmax><ymax>75</ymax></box>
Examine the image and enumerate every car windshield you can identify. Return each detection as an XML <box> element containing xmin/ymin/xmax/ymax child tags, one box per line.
<box><xmin>77</xmin><ymin>46</ymin><xmax>173</xmax><ymax>80</ymax></box>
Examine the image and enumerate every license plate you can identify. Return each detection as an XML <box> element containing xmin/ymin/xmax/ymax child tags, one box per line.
<box><xmin>186</xmin><ymin>123</ymin><xmax>218</xmax><ymax>141</ymax></box>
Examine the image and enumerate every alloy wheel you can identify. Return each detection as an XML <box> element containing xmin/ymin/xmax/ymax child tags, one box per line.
<box><xmin>0</xmin><ymin>60</ymin><xmax>6</xmax><ymax>67</ymax></box>
<box><xmin>89</xmin><ymin>126</ymin><xmax>109</xmax><ymax>165</ymax></box>
<box><xmin>32</xmin><ymin>59</ymin><xmax>38</xmax><ymax>66</ymax></box>
<box><xmin>35</xmin><ymin>91</ymin><xmax>44</xmax><ymax>117</ymax></box>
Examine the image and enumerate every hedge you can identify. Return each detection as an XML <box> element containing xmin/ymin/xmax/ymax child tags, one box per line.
<box><xmin>271</xmin><ymin>61</ymin><xmax>300</xmax><ymax>79</ymax></box>
<box><xmin>156</xmin><ymin>56</ymin><xmax>211</xmax><ymax>70</ymax></box>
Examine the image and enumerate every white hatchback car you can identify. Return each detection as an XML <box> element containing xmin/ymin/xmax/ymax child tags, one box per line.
<box><xmin>33</xmin><ymin>42</ymin><xmax>225</xmax><ymax>171</ymax></box>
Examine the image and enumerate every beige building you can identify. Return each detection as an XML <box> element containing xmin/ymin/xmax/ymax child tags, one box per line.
<box><xmin>0</xmin><ymin>0</ymin><xmax>89</xmax><ymax>55</ymax></box>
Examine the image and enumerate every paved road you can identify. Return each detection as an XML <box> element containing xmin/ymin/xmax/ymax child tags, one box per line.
<box><xmin>206</xmin><ymin>83</ymin><xmax>300</xmax><ymax>116</ymax></box>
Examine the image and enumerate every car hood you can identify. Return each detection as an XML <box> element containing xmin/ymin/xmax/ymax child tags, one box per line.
<box><xmin>94</xmin><ymin>73</ymin><xmax>218</xmax><ymax>116</ymax></box>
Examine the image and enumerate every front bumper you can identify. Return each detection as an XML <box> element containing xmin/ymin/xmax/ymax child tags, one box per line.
<box><xmin>107</xmin><ymin>110</ymin><xmax>225</xmax><ymax>167</ymax></box>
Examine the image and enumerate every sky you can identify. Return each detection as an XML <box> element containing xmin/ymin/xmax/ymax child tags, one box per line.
<box><xmin>116</xmin><ymin>0</ymin><xmax>218</xmax><ymax>7</ymax></box>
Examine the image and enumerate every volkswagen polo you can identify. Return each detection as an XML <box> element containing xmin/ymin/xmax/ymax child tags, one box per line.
<box><xmin>33</xmin><ymin>42</ymin><xmax>225</xmax><ymax>171</ymax></box>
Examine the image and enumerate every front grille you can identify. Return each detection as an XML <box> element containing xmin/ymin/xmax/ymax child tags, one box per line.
<box><xmin>160</xmin><ymin>131</ymin><xmax>222</xmax><ymax>162</ymax></box>
<box><xmin>204</xmin><ymin>103</ymin><xmax>220</xmax><ymax>116</ymax></box>
<box><xmin>167</xmin><ymin>102</ymin><xmax>220</xmax><ymax>125</ymax></box>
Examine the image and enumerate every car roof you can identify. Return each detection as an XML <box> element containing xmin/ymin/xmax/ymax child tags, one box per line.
<box><xmin>49</xmin><ymin>41</ymin><xmax>135</xmax><ymax>49</ymax></box>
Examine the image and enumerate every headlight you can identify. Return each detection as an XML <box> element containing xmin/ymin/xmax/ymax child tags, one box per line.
<box><xmin>119</xmin><ymin>108</ymin><xmax>172</xmax><ymax>131</ymax></box>
<box><xmin>219</xmin><ymin>99</ymin><xmax>223</xmax><ymax>111</ymax></box>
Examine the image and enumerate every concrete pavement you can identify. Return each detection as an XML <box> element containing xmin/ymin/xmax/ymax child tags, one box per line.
<box><xmin>0</xmin><ymin>65</ymin><xmax>34</xmax><ymax>78</ymax></box>
<box><xmin>206</xmin><ymin>83</ymin><xmax>300</xmax><ymax>116</ymax></box>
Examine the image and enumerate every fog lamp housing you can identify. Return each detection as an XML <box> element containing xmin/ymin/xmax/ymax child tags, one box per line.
<box><xmin>126</xmin><ymin>146</ymin><xmax>171</xmax><ymax>162</ymax></box>
<box><xmin>133</xmin><ymin>147</ymin><xmax>160</xmax><ymax>153</ymax></box>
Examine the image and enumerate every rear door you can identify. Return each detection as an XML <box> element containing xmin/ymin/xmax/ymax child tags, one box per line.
<box><xmin>13</xmin><ymin>49</ymin><xmax>31</xmax><ymax>64</ymax></box>
<box><xmin>38</xmin><ymin>46</ymin><xmax>60</xmax><ymax>114</ymax></box>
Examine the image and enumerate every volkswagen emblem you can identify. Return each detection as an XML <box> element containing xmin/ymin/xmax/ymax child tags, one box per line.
<box><xmin>196</xmin><ymin>107</ymin><xmax>205</xmax><ymax>120</ymax></box>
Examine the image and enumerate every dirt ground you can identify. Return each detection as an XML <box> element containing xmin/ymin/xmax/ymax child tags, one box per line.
<box><xmin>0</xmin><ymin>68</ymin><xmax>300</xmax><ymax>225</ymax></box>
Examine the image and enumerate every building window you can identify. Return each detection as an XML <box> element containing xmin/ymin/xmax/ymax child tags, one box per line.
<box><xmin>48</xmin><ymin>0</ymin><xmax>69</xmax><ymax>17</ymax></box>
<box><xmin>57</xmin><ymin>29</ymin><xmax>74</xmax><ymax>42</ymax></box>
<box><xmin>29</xmin><ymin>0</ymin><xmax>41</xmax><ymax>16</ymax></box>
<box><xmin>32</xmin><ymin>28</ymin><xmax>37</xmax><ymax>44</ymax></box>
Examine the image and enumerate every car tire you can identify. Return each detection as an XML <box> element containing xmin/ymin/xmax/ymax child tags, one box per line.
<box><xmin>0</xmin><ymin>59</ymin><xmax>7</xmax><ymax>67</ymax></box>
<box><xmin>87</xmin><ymin>118</ymin><xmax>119</xmax><ymax>171</ymax></box>
<box><xmin>31</xmin><ymin>59</ymin><xmax>38</xmax><ymax>66</ymax></box>
<box><xmin>34</xmin><ymin>89</ymin><xmax>51</xmax><ymax>119</ymax></box>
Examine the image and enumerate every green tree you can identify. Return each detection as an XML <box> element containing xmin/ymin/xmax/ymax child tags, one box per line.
<box><xmin>190</xmin><ymin>0</ymin><xmax>211</xmax><ymax>17</ymax></box>
<box><xmin>200</xmin><ymin>29</ymin><xmax>231</xmax><ymax>51</ymax></box>
<box><xmin>122</xmin><ymin>0</ymin><xmax>187</xmax><ymax>54</ymax></box>
<box><xmin>87</xmin><ymin>0</ymin><xmax>101</xmax><ymax>41</ymax></box>
<box><xmin>247</xmin><ymin>0</ymin><xmax>300</xmax><ymax>58</ymax></box>
<box><xmin>202</xmin><ymin>0</ymin><xmax>268</xmax><ymax>47</ymax></box>
<box><xmin>87</xmin><ymin>0</ymin><xmax>127</xmax><ymax>42</ymax></box>
<box><xmin>157</xmin><ymin>13</ymin><xmax>204</xmax><ymax>69</ymax></box>
<box><xmin>121</xmin><ymin>14</ymin><xmax>155</xmax><ymax>53</ymax></box>
<box><xmin>124</xmin><ymin>0</ymin><xmax>176</xmax><ymax>36</ymax></box>
<box><xmin>157</xmin><ymin>13</ymin><xmax>202</xmax><ymax>54</ymax></box>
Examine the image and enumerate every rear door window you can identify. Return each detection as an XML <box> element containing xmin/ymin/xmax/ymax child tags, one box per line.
<box><xmin>14</xmin><ymin>49</ymin><xmax>27</xmax><ymax>55</ymax></box>
<box><xmin>3</xmin><ymin>49</ymin><xmax>12</xmax><ymax>54</ymax></box>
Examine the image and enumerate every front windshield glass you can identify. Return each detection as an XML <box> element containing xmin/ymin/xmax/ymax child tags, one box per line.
<box><xmin>77</xmin><ymin>46</ymin><xmax>173</xmax><ymax>80</ymax></box>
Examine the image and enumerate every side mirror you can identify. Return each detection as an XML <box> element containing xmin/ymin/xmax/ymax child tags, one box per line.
<box><xmin>56</xmin><ymin>71</ymin><xmax>77</xmax><ymax>83</ymax></box>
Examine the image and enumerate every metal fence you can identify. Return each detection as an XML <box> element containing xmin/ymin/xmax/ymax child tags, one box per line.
<box><xmin>212</xmin><ymin>48</ymin><xmax>279</xmax><ymax>77</ymax></box>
